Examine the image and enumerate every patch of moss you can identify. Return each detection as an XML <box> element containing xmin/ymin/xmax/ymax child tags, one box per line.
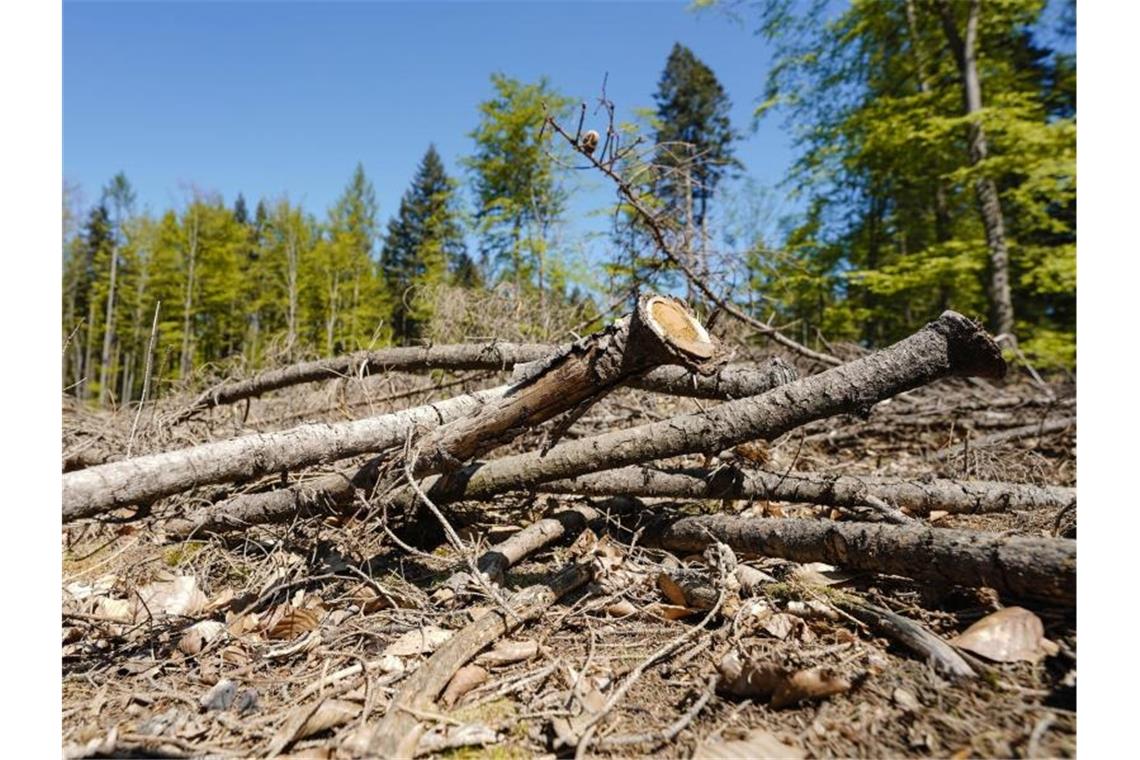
<box><xmin>452</xmin><ymin>697</ymin><xmax>516</xmax><ymax>725</ymax></box>
<box><xmin>163</xmin><ymin>542</ymin><xmax>206</xmax><ymax>568</ymax></box>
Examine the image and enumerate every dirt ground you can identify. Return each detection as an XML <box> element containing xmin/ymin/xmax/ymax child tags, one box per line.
<box><xmin>61</xmin><ymin>352</ymin><xmax>1076</xmax><ymax>758</ymax></box>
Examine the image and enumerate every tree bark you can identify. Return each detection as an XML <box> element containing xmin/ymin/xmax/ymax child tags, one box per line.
<box><xmin>642</xmin><ymin>514</ymin><xmax>1075</xmax><ymax>606</ymax></box>
<box><xmin>540</xmin><ymin>466</ymin><xmax>1075</xmax><ymax>516</ymax></box>
<box><xmin>63</xmin><ymin>386</ymin><xmax>510</xmax><ymax>522</ymax></box>
<box><xmin>178</xmin><ymin>311</ymin><xmax>1003</xmax><ymax>537</ymax></box>
<box><xmin>938</xmin><ymin>0</ymin><xmax>1015</xmax><ymax>338</ymax></box>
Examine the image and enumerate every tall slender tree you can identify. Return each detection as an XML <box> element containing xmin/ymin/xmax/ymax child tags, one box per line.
<box><xmin>381</xmin><ymin>145</ymin><xmax>467</xmax><ymax>342</ymax></box>
<box><xmin>465</xmin><ymin>74</ymin><xmax>572</xmax><ymax>303</ymax></box>
<box><xmin>97</xmin><ymin>172</ymin><xmax>136</xmax><ymax>405</ymax></box>
<box><xmin>652</xmin><ymin>43</ymin><xmax>739</xmax><ymax>293</ymax></box>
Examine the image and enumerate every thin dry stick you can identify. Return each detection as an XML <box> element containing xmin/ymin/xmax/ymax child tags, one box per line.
<box><xmin>402</xmin><ymin>440</ymin><xmax>521</xmax><ymax>625</ymax></box>
<box><xmin>573</xmin><ymin>548</ymin><xmax>732</xmax><ymax>757</ymax></box>
<box><xmin>127</xmin><ymin>300</ymin><xmax>161</xmax><ymax>458</ymax></box>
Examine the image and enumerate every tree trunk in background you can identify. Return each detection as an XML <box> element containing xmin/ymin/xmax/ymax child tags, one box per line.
<box><xmin>938</xmin><ymin>0</ymin><xmax>1015</xmax><ymax>339</ymax></box>
<box><xmin>98</xmin><ymin>241</ymin><xmax>119</xmax><ymax>407</ymax></box>
<box><xmin>180</xmin><ymin>211</ymin><xmax>200</xmax><ymax>379</ymax></box>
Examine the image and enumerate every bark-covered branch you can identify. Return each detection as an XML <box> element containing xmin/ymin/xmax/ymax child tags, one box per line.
<box><xmin>179</xmin><ymin>342</ymin><xmax>554</xmax><ymax>415</ymax></box>
<box><xmin>540</xmin><ymin>466</ymin><xmax>1075</xmax><ymax>515</ymax></box>
<box><xmin>170</xmin><ymin>311</ymin><xmax>1003</xmax><ymax>537</ymax></box>
<box><xmin>62</xmin><ymin>386</ymin><xmax>509</xmax><ymax>522</ymax></box>
<box><xmin>642</xmin><ymin>514</ymin><xmax>1075</xmax><ymax>606</ymax></box>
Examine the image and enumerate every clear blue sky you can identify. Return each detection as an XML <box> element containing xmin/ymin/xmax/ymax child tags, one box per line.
<box><xmin>64</xmin><ymin>0</ymin><xmax>797</xmax><ymax>266</ymax></box>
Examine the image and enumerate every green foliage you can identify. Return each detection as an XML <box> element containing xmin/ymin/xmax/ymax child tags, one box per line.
<box><xmin>464</xmin><ymin>74</ymin><xmax>573</xmax><ymax>295</ymax></box>
<box><xmin>381</xmin><ymin>145</ymin><xmax>469</xmax><ymax>343</ymax></box>
<box><xmin>745</xmin><ymin>0</ymin><xmax>1074</xmax><ymax>365</ymax></box>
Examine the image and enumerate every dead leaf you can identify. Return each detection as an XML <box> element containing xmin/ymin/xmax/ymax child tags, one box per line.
<box><xmin>644</xmin><ymin>602</ymin><xmax>701</xmax><ymax>620</ymax></box>
<box><xmin>735</xmin><ymin>565</ymin><xmax>775</xmax><ymax>595</ymax></box>
<box><xmin>94</xmin><ymin>597</ymin><xmax>133</xmax><ymax>622</ymax></box>
<box><xmin>268</xmin><ymin>699</ymin><xmax>361</xmax><ymax>756</ymax></box>
<box><xmin>770</xmin><ymin>666</ymin><xmax>851</xmax><ymax>708</ymax></box>
<box><xmin>476</xmin><ymin>639</ymin><xmax>539</xmax><ymax>666</ymax></box>
<box><xmin>790</xmin><ymin>563</ymin><xmax>854</xmax><ymax>587</ymax></box>
<box><xmin>267</xmin><ymin>607</ymin><xmax>320</xmax><ymax>640</ymax></box>
<box><xmin>929</xmin><ymin>510</ymin><xmax>950</xmax><ymax>523</ymax></box>
<box><xmin>606</xmin><ymin>599</ymin><xmax>637</xmax><ymax>617</ymax></box>
<box><xmin>440</xmin><ymin>664</ymin><xmax>488</xmax><ymax>707</ymax></box>
<box><xmin>383</xmin><ymin>625</ymin><xmax>452</xmax><ymax>657</ymax></box>
<box><xmin>178</xmin><ymin>620</ymin><xmax>225</xmax><ymax>655</ymax></box>
<box><xmin>694</xmin><ymin>728</ymin><xmax>804</xmax><ymax>759</ymax></box>
<box><xmin>717</xmin><ymin>652</ymin><xmax>852</xmax><ymax>708</ymax></box>
<box><xmin>134</xmin><ymin>576</ymin><xmax>207</xmax><ymax>620</ymax></box>
<box><xmin>761</xmin><ymin>613</ymin><xmax>801</xmax><ymax>640</ymax></box>
<box><xmin>949</xmin><ymin>607</ymin><xmax>1058</xmax><ymax>663</ymax></box>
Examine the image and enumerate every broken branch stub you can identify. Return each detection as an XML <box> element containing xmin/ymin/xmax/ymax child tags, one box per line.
<box><xmin>412</xmin><ymin>294</ymin><xmax>723</xmax><ymax>473</ymax></box>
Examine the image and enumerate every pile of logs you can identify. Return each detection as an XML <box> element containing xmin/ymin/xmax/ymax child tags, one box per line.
<box><xmin>62</xmin><ymin>296</ymin><xmax>1076</xmax><ymax>754</ymax></box>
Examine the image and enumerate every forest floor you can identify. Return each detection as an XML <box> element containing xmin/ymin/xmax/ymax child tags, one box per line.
<box><xmin>61</xmin><ymin>347</ymin><xmax>1076</xmax><ymax>758</ymax></box>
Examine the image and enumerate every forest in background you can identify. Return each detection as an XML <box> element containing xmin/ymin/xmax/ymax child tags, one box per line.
<box><xmin>61</xmin><ymin>0</ymin><xmax>1075</xmax><ymax>409</ymax></box>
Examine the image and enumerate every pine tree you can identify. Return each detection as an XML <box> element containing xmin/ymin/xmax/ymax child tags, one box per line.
<box><xmin>652</xmin><ymin>43</ymin><xmax>739</xmax><ymax>291</ymax></box>
<box><xmin>64</xmin><ymin>202</ymin><xmax>113</xmax><ymax>400</ymax></box>
<box><xmin>381</xmin><ymin>145</ymin><xmax>467</xmax><ymax>343</ymax></box>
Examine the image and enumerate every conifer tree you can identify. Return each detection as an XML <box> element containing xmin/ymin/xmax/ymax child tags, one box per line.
<box><xmin>381</xmin><ymin>145</ymin><xmax>467</xmax><ymax>343</ymax></box>
<box><xmin>324</xmin><ymin>164</ymin><xmax>387</xmax><ymax>353</ymax></box>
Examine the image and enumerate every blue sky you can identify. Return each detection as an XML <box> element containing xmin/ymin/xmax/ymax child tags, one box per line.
<box><xmin>64</xmin><ymin>0</ymin><xmax>797</xmax><ymax>269</ymax></box>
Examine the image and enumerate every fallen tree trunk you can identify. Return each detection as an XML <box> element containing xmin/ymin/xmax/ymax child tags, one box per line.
<box><xmin>62</xmin><ymin>387</ymin><xmax>509</xmax><ymax>522</ymax></box>
<box><xmin>642</xmin><ymin>514</ymin><xmax>1075</xmax><ymax>606</ymax></box>
<box><xmin>169</xmin><ymin>310</ymin><xmax>1004</xmax><ymax>538</ymax></box>
<box><xmin>539</xmin><ymin>466</ymin><xmax>1075</xmax><ymax>515</ymax></box>
<box><xmin>362</xmin><ymin>561</ymin><xmax>595</xmax><ymax>758</ymax></box>
<box><xmin>67</xmin><ymin>358</ymin><xmax>797</xmax><ymax>520</ymax></box>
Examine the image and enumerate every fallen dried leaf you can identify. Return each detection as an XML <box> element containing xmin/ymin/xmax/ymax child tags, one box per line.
<box><xmin>771</xmin><ymin>666</ymin><xmax>852</xmax><ymax>708</ymax></box>
<box><xmin>383</xmin><ymin>625</ymin><xmax>452</xmax><ymax>657</ymax></box>
<box><xmin>440</xmin><ymin>664</ymin><xmax>488</xmax><ymax>707</ymax></box>
<box><xmin>790</xmin><ymin>563</ymin><xmax>854</xmax><ymax>587</ymax></box>
<box><xmin>949</xmin><ymin>607</ymin><xmax>1058</xmax><ymax>663</ymax></box>
<box><xmin>606</xmin><ymin>599</ymin><xmax>637</xmax><ymax>617</ymax></box>
<box><xmin>267</xmin><ymin>607</ymin><xmax>320</xmax><ymax>640</ymax></box>
<box><xmin>644</xmin><ymin>602</ymin><xmax>701</xmax><ymax>620</ymax></box>
<box><xmin>134</xmin><ymin>576</ymin><xmax>207</xmax><ymax>620</ymax></box>
<box><xmin>178</xmin><ymin>620</ymin><xmax>225</xmax><ymax>655</ymax></box>
<box><xmin>268</xmin><ymin>699</ymin><xmax>361</xmax><ymax>756</ymax></box>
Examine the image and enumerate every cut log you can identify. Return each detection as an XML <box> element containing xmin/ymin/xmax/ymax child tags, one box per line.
<box><xmin>539</xmin><ymin>466</ymin><xmax>1075</xmax><ymax>515</ymax></box>
<box><xmin>642</xmin><ymin>514</ymin><xmax>1075</xmax><ymax>606</ymax></box>
<box><xmin>410</xmin><ymin>294</ymin><xmax>722</xmax><ymax>473</ymax></box>
<box><xmin>62</xmin><ymin>386</ymin><xmax>509</xmax><ymax>522</ymax></box>
<box><xmin>170</xmin><ymin>311</ymin><xmax>1004</xmax><ymax>537</ymax></box>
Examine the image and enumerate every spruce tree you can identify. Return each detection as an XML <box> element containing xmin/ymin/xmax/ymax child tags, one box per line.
<box><xmin>652</xmin><ymin>43</ymin><xmax>739</xmax><ymax>237</ymax></box>
<box><xmin>381</xmin><ymin>145</ymin><xmax>467</xmax><ymax>343</ymax></box>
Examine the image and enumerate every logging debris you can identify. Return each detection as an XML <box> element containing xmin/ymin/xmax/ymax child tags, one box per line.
<box><xmin>62</xmin><ymin>307</ymin><xmax>1077</xmax><ymax>758</ymax></box>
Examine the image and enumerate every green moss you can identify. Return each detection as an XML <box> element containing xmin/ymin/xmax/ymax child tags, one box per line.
<box><xmin>163</xmin><ymin>542</ymin><xmax>206</xmax><ymax>568</ymax></box>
